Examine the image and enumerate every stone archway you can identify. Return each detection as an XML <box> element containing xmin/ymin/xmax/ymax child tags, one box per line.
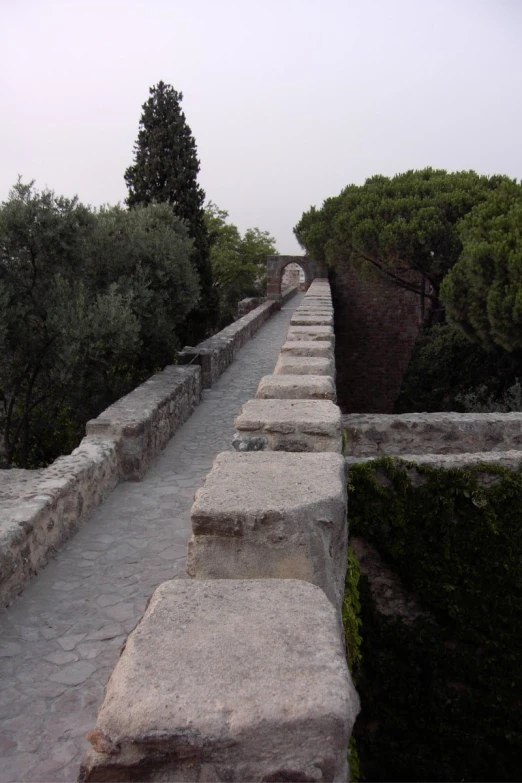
<box><xmin>266</xmin><ymin>255</ymin><xmax>327</xmax><ymax>299</ymax></box>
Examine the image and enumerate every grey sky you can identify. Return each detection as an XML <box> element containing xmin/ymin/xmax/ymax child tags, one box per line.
<box><xmin>1</xmin><ymin>0</ymin><xmax>521</xmax><ymax>253</ymax></box>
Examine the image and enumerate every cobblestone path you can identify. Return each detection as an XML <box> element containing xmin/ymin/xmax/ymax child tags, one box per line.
<box><xmin>0</xmin><ymin>295</ymin><xmax>304</xmax><ymax>783</ymax></box>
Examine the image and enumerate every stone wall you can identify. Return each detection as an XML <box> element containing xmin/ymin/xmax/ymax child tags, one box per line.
<box><xmin>179</xmin><ymin>286</ymin><xmax>298</xmax><ymax>387</ymax></box>
<box><xmin>343</xmin><ymin>411</ymin><xmax>522</xmax><ymax>458</ymax></box>
<box><xmin>0</xmin><ymin>366</ymin><xmax>201</xmax><ymax>608</ymax></box>
<box><xmin>330</xmin><ymin>266</ymin><xmax>423</xmax><ymax>413</ymax></box>
<box><xmin>1</xmin><ymin>295</ymin><xmax>295</xmax><ymax>608</ymax></box>
<box><xmin>81</xmin><ymin>280</ymin><xmax>361</xmax><ymax>783</ymax></box>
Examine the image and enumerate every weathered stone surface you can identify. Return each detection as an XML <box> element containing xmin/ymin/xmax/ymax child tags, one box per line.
<box><xmin>280</xmin><ymin>340</ymin><xmax>334</xmax><ymax>358</ymax></box>
<box><xmin>178</xmin><ymin>289</ymin><xmax>297</xmax><ymax>388</ymax></box>
<box><xmin>291</xmin><ymin>314</ymin><xmax>334</xmax><ymax>326</ymax></box>
<box><xmin>287</xmin><ymin>325</ymin><xmax>335</xmax><ymax>343</ymax></box>
<box><xmin>343</xmin><ymin>412</ymin><xmax>522</xmax><ymax>456</ymax></box>
<box><xmin>80</xmin><ymin>579</ymin><xmax>359</xmax><ymax>783</ymax></box>
<box><xmin>274</xmin><ymin>355</ymin><xmax>335</xmax><ymax>377</ymax></box>
<box><xmin>256</xmin><ymin>374</ymin><xmax>336</xmax><ymax>401</ymax></box>
<box><xmin>87</xmin><ymin>366</ymin><xmax>202</xmax><ymax>480</ymax></box>
<box><xmin>234</xmin><ymin>399</ymin><xmax>342</xmax><ymax>452</ymax></box>
<box><xmin>237</xmin><ymin>295</ymin><xmax>264</xmax><ymax>318</ymax></box>
<box><xmin>294</xmin><ymin>309</ymin><xmax>333</xmax><ymax>316</ymax></box>
<box><xmin>0</xmin><ymin>436</ymin><xmax>120</xmax><ymax>608</ymax></box>
<box><xmin>186</xmin><ymin>452</ymin><xmax>347</xmax><ymax>608</ymax></box>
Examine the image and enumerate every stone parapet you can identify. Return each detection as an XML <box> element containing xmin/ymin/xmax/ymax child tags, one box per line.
<box><xmin>233</xmin><ymin>398</ymin><xmax>342</xmax><ymax>453</ymax></box>
<box><xmin>237</xmin><ymin>295</ymin><xmax>265</xmax><ymax>318</ymax></box>
<box><xmin>256</xmin><ymin>374</ymin><xmax>337</xmax><ymax>401</ymax></box>
<box><xmin>81</xmin><ymin>278</ymin><xmax>361</xmax><ymax>781</ymax></box>
<box><xmin>0</xmin><ymin>436</ymin><xmax>120</xmax><ymax>608</ymax></box>
<box><xmin>291</xmin><ymin>314</ymin><xmax>334</xmax><ymax>326</ymax></box>
<box><xmin>343</xmin><ymin>412</ymin><xmax>522</xmax><ymax>457</ymax></box>
<box><xmin>179</xmin><ymin>288</ymin><xmax>298</xmax><ymax>388</ymax></box>
<box><xmin>274</xmin><ymin>354</ymin><xmax>335</xmax><ymax>377</ymax></box>
<box><xmin>280</xmin><ymin>340</ymin><xmax>334</xmax><ymax>358</ymax></box>
<box><xmin>186</xmin><ymin>451</ymin><xmax>347</xmax><ymax>609</ymax></box>
<box><xmin>87</xmin><ymin>366</ymin><xmax>201</xmax><ymax>480</ymax></box>
<box><xmin>80</xmin><ymin>579</ymin><xmax>359</xmax><ymax>783</ymax></box>
<box><xmin>287</xmin><ymin>325</ymin><xmax>335</xmax><ymax>343</ymax></box>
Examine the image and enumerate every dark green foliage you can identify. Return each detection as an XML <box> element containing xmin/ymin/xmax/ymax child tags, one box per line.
<box><xmin>125</xmin><ymin>81</ymin><xmax>218</xmax><ymax>342</ymax></box>
<box><xmin>0</xmin><ymin>181</ymin><xmax>198</xmax><ymax>467</ymax></box>
<box><xmin>294</xmin><ymin>169</ymin><xmax>511</xmax><ymax>318</ymax></box>
<box><xmin>204</xmin><ymin>203</ymin><xmax>277</xmax><ymax>328</ymax></box>
<box><xmin>394</xmin><ymin>324</ymin><xmax>521</xmax><ymax>413</ymax></box>
<box><xmin>441</xmin><ymin>181</ymin><xmax>522</xmax><ymax>351</ymax></box>
<box><xmin>349</xmin><ymin>458</ymin><xmax>522</xmax><ymax>781</ymax></box>
<box><xmin>342</xmin><ymin>545</ymin><xmax>362</xmax><ymax>783</ymax></box>
<box><xmin>342</xmin><ymin>544</ymin><xmax>362</xmax><ymax>678</ymax></box>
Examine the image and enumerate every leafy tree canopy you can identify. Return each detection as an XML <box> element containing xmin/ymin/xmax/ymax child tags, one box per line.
<box><xmin>204</xmin><ymin>202</ymin><xmax>277</xmax><ymax>326</ymax></box>
<box><xmin>0</xmin><ymin>180</ymin><xmax>198</xmax><ymax>467</ymax></box>
<box><xmin>441</xmin><ymin>180</ymin><xmax>522</xmax><ymax>352</ymax></box>
<box><xmin>124</xmin><ymin>81</ymin><xmax>217</xmax><ymax>340</ymax></box>
<box><xmin>294</xmin><ymin>169</ymin><xmax>512</xmax><ymax>312</ymax></box>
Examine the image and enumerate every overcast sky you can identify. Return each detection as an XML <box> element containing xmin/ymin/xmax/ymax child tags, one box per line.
<box><xmin>1</xmin><ymin>0</ymin><xmax>521</xmax><ymax>253</ymax></box>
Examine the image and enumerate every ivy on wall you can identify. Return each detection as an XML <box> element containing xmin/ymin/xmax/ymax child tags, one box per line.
<box><xmin>345</xmin><ymin>457</ymin><xmax>522</xmax><ymax>782</ymax></box>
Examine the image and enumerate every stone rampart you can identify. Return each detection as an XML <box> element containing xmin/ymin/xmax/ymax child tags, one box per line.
<box><xmin>237</xmin><ymin>295</ymin><xmax>264</xmax><ymax>318</ymax></box>
<box><xmin>86</xmin><ymin>366</ymin><xmax>202</xmax><ymax>481</ymax></box>
<box><xmin>0</xmin><ymin>365</ymin><xmax>201</xmax><ymax>608</ymax></box>
<box><xmin>1</xmin><ymin>295</ymin><xmax>296</xmax><ymax>608</ymax></box>
<box><xmin>179</xmin><ymin>286</ymin><xmax>298</xmax><ymax>387</ymax></box>
<box><xmin>343</xmin><ymin>412</ymin><xmax>522</xmax><ymax>457</ymax></box>
<box><xmin>81</xmin><ymin>279</ymin><xmax>361</xmax><ymax>782</ymax></box>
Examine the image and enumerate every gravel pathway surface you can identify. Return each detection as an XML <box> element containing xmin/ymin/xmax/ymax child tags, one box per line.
<box><xmin>0</xmin><ymin>295</ymin><xmax>303</xmax><ymax>783</ymax></box>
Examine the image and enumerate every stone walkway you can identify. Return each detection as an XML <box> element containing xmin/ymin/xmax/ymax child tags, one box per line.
<box><xmin>0</xmin><ymin>295</ymin><xmax>304</xmax><ymax>783</ymax></box>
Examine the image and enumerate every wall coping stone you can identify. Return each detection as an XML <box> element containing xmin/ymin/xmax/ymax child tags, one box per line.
<box><xmin>233</xmin><ymin>398</ymin><xmax>342</xmax><ymax>453</ymax></box>
<box><xmin>280</xmin><ymin>341</ymin><xmax>334</xmax><ymax>358</ymax></box>
<box><xmin>256</xmin><ymin>374</ymin><xmax>336</xmax><ymax>401</ymax></box>
<box><xmin>80</xmin><ymin>579</ymin><xmax>359</xmax><ymax>783</ymax></box>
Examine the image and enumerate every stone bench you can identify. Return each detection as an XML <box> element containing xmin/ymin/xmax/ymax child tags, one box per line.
<box><xmin>256</xmin><ymin>374</ymin><xmax>336</xmax><ymax>401</ymax></box>
<box><xmin>233</xmin><ymin>399</ymin><xmax>342</xmax><ymax>453</ymax></box>
<box><xmin>79</xmin><ymin>579</ymin><xmax>359</xmax><ymax>783</ymax></box>
<box><xmin>186</xmin><ymin>451</ymin><xmax>347</xmax><ymax>609</ymax></box>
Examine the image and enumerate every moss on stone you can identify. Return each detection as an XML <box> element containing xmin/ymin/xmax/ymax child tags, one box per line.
<box><xmin>347</xmin><ymin>457</ymin><xmax>522</xmax><ymax>782</ymax></box>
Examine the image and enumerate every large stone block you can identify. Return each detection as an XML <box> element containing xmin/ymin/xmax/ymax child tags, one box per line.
<box><xmin>280</xmin><ymin>340</ymin><xmax>334</xmax><ymax>358</ymax></box>
<box><xmin>233</xmin><ymin>398</ymin><xmax>343</xmax><ymax>453</ymax></box>
<box><xmin>295</xmin><ymin>308</ymin><xmax>333</xmax><ymax>315</ymax></box>
<box><xmin>186</xmin><ymin>451</ymin><xmax>347</xmax><ymax>608</ymax></box>
<box><xmin>274</xmin><ymin>355</ymin><xmax>335</xmax><ymax>377</ymax></box>
<box><xmin>291</xmin><ymin>314</ymin><xmax>334</xmax><ymax>326</ymax></box>
<box><xmin>287</xmin><ymin>325</ymin><xmax>335</xmax><ymax>344</ymax></box>
<box><xmin>79</xmin><ymin>579</ymin><xmax>359</xmax><ymax>783</ymax></box>
<box><xmin>256</xmin><ymin>374</ymin><xmax>336</xmax><ymax>401</ymax></box>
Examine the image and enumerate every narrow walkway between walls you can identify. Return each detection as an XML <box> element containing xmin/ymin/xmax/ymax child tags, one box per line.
<box><xmin>0</xmin><ymin>293</ymin><xmax>305</xmax><ymax>783</ymax></box>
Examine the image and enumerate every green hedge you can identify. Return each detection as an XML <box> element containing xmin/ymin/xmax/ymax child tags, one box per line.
<box><xmin>348</xmin><ymin>457</ymin><xmax>522</xmax><ymax>782</ymax></box>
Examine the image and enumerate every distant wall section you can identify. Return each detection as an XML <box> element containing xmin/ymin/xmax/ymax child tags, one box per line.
<box><xmin>267</xmin><ymin>255</ymin><xmax>326</xmax><ymax>299</ymax></box>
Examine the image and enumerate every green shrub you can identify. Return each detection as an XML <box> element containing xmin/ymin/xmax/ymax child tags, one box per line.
<box><xmin>395</xmin><ymin>324</ymin><xmax>520</xmax><ymax>413</ymax></box>
<box><xmin>349</xmin><ymin>457</ymin><xmax>522</xmax><ymax>781</ymax></box>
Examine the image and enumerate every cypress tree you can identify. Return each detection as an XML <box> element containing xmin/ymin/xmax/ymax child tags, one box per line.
<box><xmin>125</xmin><ymin>81</ymin><xmax>218</xmax><ymax>343</ymax></box>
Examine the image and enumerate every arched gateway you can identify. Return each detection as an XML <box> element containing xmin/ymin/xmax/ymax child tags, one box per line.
<box><xmin>266</xmin><ymin>255</ymin><xmax>327</xmax><ymax>299</ymax></box>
